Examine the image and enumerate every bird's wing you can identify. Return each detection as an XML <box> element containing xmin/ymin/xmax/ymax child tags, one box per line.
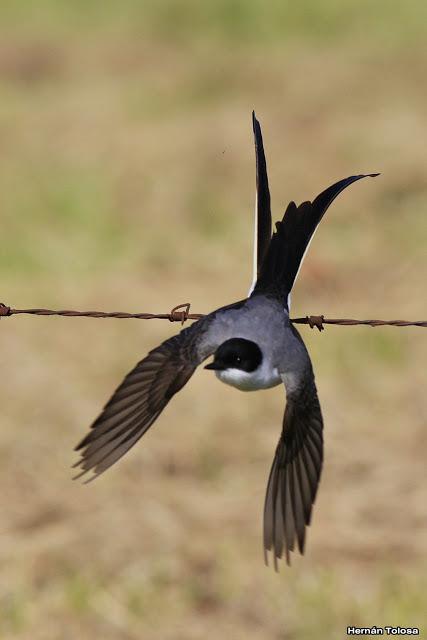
<box><xmin>248</xmin><ymin>111</ymin><xmax>272</xmax><ymax>295</ymax></box>
<box><xmin>263</xmin><ymin>359</ymin><xmax>324</xmax><ymax>569</ymax></box>
<box><xmin>73</xmin><ymin>322</ymin><xmax>209</xmax><ymax>481</ymax></box>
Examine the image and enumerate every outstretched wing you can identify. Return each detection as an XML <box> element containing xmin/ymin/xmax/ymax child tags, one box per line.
<box><xmin>249</xmin><ymin>111</ymin><xmax>272</xmax><ymax>295</ymax></box>
<box><xmin>73</xmin><ymin>323</ymin><xmax>208</xmax><ymax>481</ymax></box>
<box><xmin>264</xmin><ymin>361</ymin><xmax>323</xmax><ymax>569</ymax></box>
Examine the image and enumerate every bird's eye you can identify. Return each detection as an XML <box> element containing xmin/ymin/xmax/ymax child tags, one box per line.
<box><xmin>235</xmin><ymin>356</ymin><xmax>241</xmax><ymax>364</ymax></box>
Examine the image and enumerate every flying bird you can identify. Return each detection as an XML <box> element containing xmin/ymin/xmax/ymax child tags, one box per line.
<box><xmin>74</xmin><ymin>113</ymin><xmax>378</xmax><ymax>567</ymax></box>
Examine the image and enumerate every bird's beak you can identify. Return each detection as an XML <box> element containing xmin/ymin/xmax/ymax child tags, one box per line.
<box><xmin>204</xmin><ymin>362</ymin><xmax>224</xmax><ymax>371</ymax></box>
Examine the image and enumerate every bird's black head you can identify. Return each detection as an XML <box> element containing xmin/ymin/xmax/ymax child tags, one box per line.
<box><xmin>204</xmin><ymin>338</ymin><xmax>263</xmax><ymax>373</ymax></box>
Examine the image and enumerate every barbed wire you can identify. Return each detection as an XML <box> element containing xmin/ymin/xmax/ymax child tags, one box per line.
<box><xmin>0</xmin><ymin>302</ymin><xmax>425</xmax><ymax>331</ymax></box>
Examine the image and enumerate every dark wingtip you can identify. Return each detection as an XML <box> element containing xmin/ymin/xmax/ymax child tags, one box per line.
<box><xmin>264</xmin><ymin>547</ymin><xmax>269</xmax><ymax>567</ymax></box>
<box><xmin>71</xmin><ymin>467</ymin><xmax>87</xmax><ymax>481</ymax></box>
<box><xmin>71</xmin><ymin>464</ymin><xmax>98</xmax><ymax>483</ymax></box>
<box><xmin>74</xmin><ymin>435</ymin><xmax>88</xmax><ymax>451</ymax></box>
<box><xmin>264</xmin><ymin>547</ymin><xmax>296</xmax><ymax>571</ymax></box>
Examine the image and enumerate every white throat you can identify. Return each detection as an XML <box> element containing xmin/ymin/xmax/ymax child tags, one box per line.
<box><xmin>215</xmin><ymin>365</ymin><xmax>281</xmax><ymax>392</ymax></box>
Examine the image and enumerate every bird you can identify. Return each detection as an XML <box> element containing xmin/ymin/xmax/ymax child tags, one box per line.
<box><xmin>73</xmin><ymin>112</ymin><xmax>378</xmax><ymax>567</ymax></box>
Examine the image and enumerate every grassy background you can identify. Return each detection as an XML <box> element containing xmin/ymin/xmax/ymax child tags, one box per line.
<box><xmin>0</xmin><ymin>2</ymin><xmax>426</xmax><ymax>638</ymax></box>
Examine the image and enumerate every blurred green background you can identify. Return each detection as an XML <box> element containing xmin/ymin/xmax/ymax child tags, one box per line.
<box><xmin>0</xmin><ymin>2</ymin><xmax>426</xmax><ymax>639</ymax></box>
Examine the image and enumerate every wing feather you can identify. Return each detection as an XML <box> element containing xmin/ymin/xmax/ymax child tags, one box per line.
<box><xmin>73</xmin><ymin>323</ymin><xmax>208</xmax><ymax>481</ymax></box>
<box><xmin>263</xmin><ymin>365</ymin><xmax>324</xmax><ymax>568</ymax></box>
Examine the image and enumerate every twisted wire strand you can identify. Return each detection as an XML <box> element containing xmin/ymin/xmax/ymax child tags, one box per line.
<box><xmin>0</xmin><ymin>302</ymin><xmax>425</xmax><ymax>330</ymax></box>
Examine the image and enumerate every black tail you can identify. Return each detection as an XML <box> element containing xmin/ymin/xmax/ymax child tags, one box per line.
<box><xmin>252</xmin><ymin>111</ymin><xmax>272</xmax><ymax>276</ymax></box>
<box><xmin>251</xmin><ymin>174</ymin><xmax>379</xmax><ymax>306</ymax></box>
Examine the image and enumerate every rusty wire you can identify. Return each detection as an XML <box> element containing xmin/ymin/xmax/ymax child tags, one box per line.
<box><xmin>0</xmin><ymin>302</ymin><xmax>425</xmax><ymax>330</ymax></box>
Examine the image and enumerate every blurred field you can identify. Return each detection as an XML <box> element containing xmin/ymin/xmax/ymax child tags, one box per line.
<box><xmin>0</xmin><ymin>2</ymin><xmax>426</xmax><ymax>639</ymax></box>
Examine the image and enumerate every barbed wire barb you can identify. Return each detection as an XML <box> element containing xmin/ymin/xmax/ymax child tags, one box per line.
<box><xmin>0</xmin><ymin>302</ymin><xmax>425</xmax><ymax>329</ymax></box>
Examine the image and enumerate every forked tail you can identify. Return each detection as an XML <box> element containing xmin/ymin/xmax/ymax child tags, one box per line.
<box><xmin>251</xmin><ymin>174</ymin><xmax>379</xmax><ymax>307</ymax></box>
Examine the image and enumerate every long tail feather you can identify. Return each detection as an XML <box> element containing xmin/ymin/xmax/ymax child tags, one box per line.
<box><xmin>252</xmin><ymin>174</ymin><xmax>379</xmax><ymax>306</ymax></box>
